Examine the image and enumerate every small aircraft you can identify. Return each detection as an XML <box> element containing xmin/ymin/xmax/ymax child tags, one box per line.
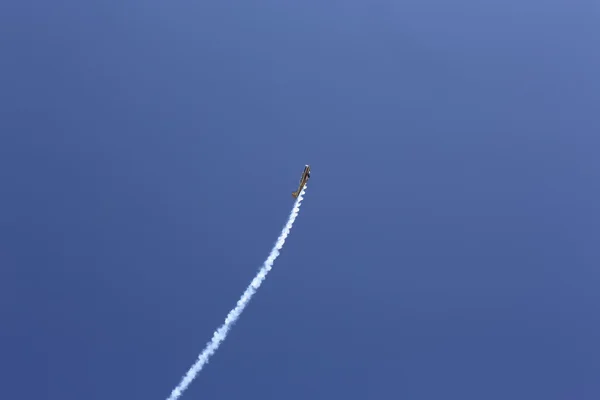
<box><xmin>292</xmin><ymin>165</ymin><xmax>311</xmax><ymax>198</ymax></box>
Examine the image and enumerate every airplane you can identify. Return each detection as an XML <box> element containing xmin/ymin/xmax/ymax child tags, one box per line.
<box><xmin>292</xmin><ymin>165</ymin><xmax>311</xmax><ymax>198</ymax></box>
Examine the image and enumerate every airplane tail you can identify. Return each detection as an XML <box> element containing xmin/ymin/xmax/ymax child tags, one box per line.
<box><xmin>292</xmin><ymin>191</ymin><xmax>299</xmax><ymax>198</ymax></box>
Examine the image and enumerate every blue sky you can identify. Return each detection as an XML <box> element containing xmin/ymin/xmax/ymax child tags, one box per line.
<box><xmin>1</xmin><ymin>0</ymin><xmax>599</xmax><ymax>399</ymax></box>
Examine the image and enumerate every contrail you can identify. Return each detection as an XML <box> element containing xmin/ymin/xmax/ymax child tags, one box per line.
<box><xmin>166</xmin><ymin>185</ymin><xmax>308</xmax><ymax>400</ymax></box>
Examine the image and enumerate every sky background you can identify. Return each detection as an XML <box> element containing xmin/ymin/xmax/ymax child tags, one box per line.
<box><xmin>1</xmin><ymin>0</ymin><xmax>599</xmax><ymax>399</ymax></box>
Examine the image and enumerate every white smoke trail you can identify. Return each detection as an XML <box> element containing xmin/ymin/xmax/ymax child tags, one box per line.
<box><xmin>166</xmin><ymin>185</ymin><xmax>308</xmax><ymax>400</ymax></box>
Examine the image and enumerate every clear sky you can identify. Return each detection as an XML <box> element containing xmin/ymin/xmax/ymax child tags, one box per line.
<box><xmin>1</xmin><ymin>0</ymin><xmax>599</xmax><ymax>399</ymax></box>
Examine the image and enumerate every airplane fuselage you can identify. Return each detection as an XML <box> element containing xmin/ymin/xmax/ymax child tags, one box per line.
<box><xmin>292</xmin><ymin>165</ymin><xmax>311</xmax><ymax>198</ymax></box>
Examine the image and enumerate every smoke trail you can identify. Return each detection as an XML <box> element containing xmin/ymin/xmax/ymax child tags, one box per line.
<box><xmin>166</xmin><ymin>185</ymin><xmax>307</xmax><ymax>400</ymax></box>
